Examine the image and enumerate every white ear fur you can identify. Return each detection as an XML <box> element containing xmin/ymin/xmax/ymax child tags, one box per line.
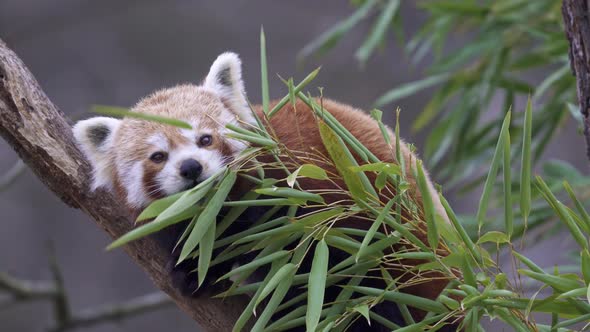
<box><xmin>203</xmin><ymin>52</ymin><xmax>256</xmax><ymax>125</ymax></box>
<box><xmin>72</xmin><ymin>117</ymin><xmax>121</xmax><ymax>190</ymax></box>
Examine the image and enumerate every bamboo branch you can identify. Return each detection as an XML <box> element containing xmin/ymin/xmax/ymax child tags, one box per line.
<box><xmin>0</xmin><ymin>38</ymin><xmax>248</xmax><ymax>331</ymax></box>
<box><xmin>562</xmin><ymin>0</ymin><xmax>590</xmax><ymax>161</ymax></box>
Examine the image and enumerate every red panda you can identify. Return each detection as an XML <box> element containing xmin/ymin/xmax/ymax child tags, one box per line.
<box><xmin>73</xmin><ymin>52</ymin><xmax>458</xmax><ymax>331</ymax></box>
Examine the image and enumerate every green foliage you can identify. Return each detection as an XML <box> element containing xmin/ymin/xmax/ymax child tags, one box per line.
<box><xmin>100</xmin><ymin>5</ymin><xmax>590</xmax><ymax>331</ymax></box>
<box><xmin>108</xmin><ymin>64</ymin><xmax>590</xmax><ymax>332</ymax></box>
<box><xmin>300</xmin><ymin>0</ymin><xmax>573</xmax><ymax>186</ymax></box>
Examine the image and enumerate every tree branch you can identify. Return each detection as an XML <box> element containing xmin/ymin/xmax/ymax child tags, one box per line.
<box><xmin>562</xmin><ymin>0</ymin><xmax>590</xmax><ymax>161</ymax></box>
<box><xmin>0</xmin><ymin>38</ymin><xmax>248</xmax><ymax>331</ymax></box>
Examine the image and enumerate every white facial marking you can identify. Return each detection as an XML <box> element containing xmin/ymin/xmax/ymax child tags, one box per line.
<box><xmin>118</xmin><ymin>161</ymin><xmax>149</xmax><ymax>209</ymax></box>
<box><xmin>156</xmin><ymin>143</ymin><xmax>225</xmax><ymax>195</ymax></box>
<box><xmin>147</xmin><ymin>133</ymin><xmax>169</xmax><ymax>152</ymax></box>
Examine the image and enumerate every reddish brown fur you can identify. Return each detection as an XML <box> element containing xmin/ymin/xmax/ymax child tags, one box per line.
<box><xmin>248</xmin><ymin>98</ymin><xmax>453</xmax><ymax>320</ymax></box>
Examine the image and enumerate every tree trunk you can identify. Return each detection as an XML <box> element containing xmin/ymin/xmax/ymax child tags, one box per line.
<box><xmin>563</xmin><ymin>0</ymin><xmax>590</xmax><ymax>161</ymax></box>
<box><xmin>0</xmin><ymin>38</ymin><xmax>248</xmax><ymax>332</ymax></box>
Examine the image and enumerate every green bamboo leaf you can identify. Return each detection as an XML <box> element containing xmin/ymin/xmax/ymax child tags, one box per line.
<box><xmin>155</xmin><ymin>171</ymin><xmax>220</xmax><ymax>222</ymax></box>
<box><xmin>556</xmin><ymin>287</ymin><xmax>587</xmax><ymax>299</ymax></box>
<box><xmin>374</xmin><ymin>171</ymin><xmax>388</xmax><ymax>190</ymax></box>
<box><xmin>416</xmin><ymin>160</ymin><xmax>439</xmax><ymax>249</ymax></box>
<box><xmin>543</xmin><ymin>160</ymin><xmax>585</xmax><ymax>184</ymax></box>
<box><xmin>350</xmin><ymin>163</ymin><xmax>401</xmax><ymax>175</ymax></box>
<box><xmin>502</xmin><ymin>117</ymin><xmax>513</xmax><ymax>238</ymax></box>
<box><xmin>269</xmin><ymin>67</ymin><xmax>321</xmax><ymax>117</ymax></box>
<box><xmin>554</xmin><ymin>312</ymin><xmax>590</xmax><ymax>329</ymax></box>
<box><xmin>535</xmin><ymin>176</ymin><xmax>589</xmax><ymax>251</ymax></box>
<box><xmin>307</xmin><ymin>239</ymin><xmax>329</xmax><ymax>332</ymax></box>
<box><xmin>422</xmin><ymin>1</ymin><xmax>489</xmax><ymax>15</ymax></box>
<box><xmin>109</xmin><ymin>168</ymin><xmax>223</xmax><ymax>249</ymax></box>
<box><xmin>355</xmin><ymin>0</ymin><xmax>400</xmax><ymax>64</ymax></box>
<box><xmin>318</xmin><ymin>120</ymin><xmax>369</xmax><ymax>201</ymax></box>
<box><xmin>533</xmin><ymin>65</ymin><xmax>569</xmax><ymax>100</ymax></box>
<box><xmin>92</xmin><ymin>105</ymin><xmax>191</xmax><ymax>129</ymax></box>
<box><xmin>439</xmin><ymin>194</ymin><xmax>481</xmax><ymax>262</ymax></box>
<box><xmin>286</xmin><ymin>164</ymin><xmax>329</xmax><ymax>187</ymax></box>
<box><xmin>582</xmin><ymin>250</ymin><xmax>590</xmax><ymax>284</ymax></box>
<box><xmin>512</xmin><ymin>251</ymin><xmax>544</xmax><ymax>274</ymax></box>
<box><xmin>477</xmin><ymin>231</ymin><xmax>510</xmax><ymax>245</ymax></box>
<box><xmin>494</xmin><ymin>307</ymin><xmax>529</xmax><ymax>332</ymax></box>
<box><xmin>136</xmin><ymin>191</ymin><xmax>185</xmax><ymax>221</ymax></box>
<box><xmin>260</xmin><ymin>27</ymin><xmax>269</xmax><ymax>114</ymax></box>
<box><xmin>250</xmin><ymin>266</ymin><xmax>296</xmax><ymax>332</ymax></box>
<box><xmin>519</xmin><ymin>269</ymin><xmax>581</xmax><ymax>292</ymax></box>
<box><xmin>375</xmin><ymin>73</ymin><xmax>450</xmax><ymax>107</ymax></box>
<box><xmin>481</xmin><ymin>298</ymin><xmax>584</xmax><ymax>315</ymax></box>
<box><xmin>298</xmin><ymin>0</ymin><xmax>377</xmax><ymax>59</ymax></box>
<box><xmin>226</xmin><ymin>132</ymin><xmax>277</xmax><ymax>147</ymax></box>
<box><xmin>255</xmin><ymin>187</ymin><xmax>324</xmax><ymax>204</ymax></box>
<box><xmin>223</xmin><ymin>198</ymin><xmax>298</xmax><ymax>207</ymax></box>
<box><xmin>287</xmin><ymin>78</ymin><xmax>296</xmax><ymax>107</ymax></box>
<box><xmin>357</xmin><ymin>198</ymin><xmax>396</xmax><ymax>262</ymax></box>
<box><xmin>477</xmin><ymin>111</ymin><xmax>511</xmax><ymax>233</ymax></box>
<box><xmin>564</xmin><ymin>182</ymin><xmax>590</xmax><ymax>234</ymax></box>
<box><xmin>254</xmin><ymin>263</ymin><xmax>297</xmax><ymax>308</ymax></box>
<box><xmin>350</xmin><ymin>286</ymin><xmax>447</xmax><ymax>313</ymax></box>
<box><xmin>462</xmin><ymin>255</ymin><xmax>477</xmax><ymax>288</ymax></box>
<box><xmin>370</xmin><ymin>109</ymin><xmax>392</xmax><ymax>144</ymax></box>
<box><xmin>107</xmin><ymin>205</ymin><xmax>200</xmax><ymax>250</ymax></box>
<box><xmin>220</xmin><ymin>250</ymin><xmax>290</xmax><ymax>281</ymax></box>
<box><xmin>520</xmin><ymin>97</ymin><xmax>532</xmax><ymax>226</ymax></box>
<box><xmin>197</xmin><ymin>221</ymin><xmax>215</xmax><ymax>287</ymax></box>
<box><xmin>352</xmin><ymin>304</ymin><xmax>371</xmax><ymax>326</ymax></box>
<box><xmin>178</xmin><ymin>171</ymin><xmax>237</xmax><ymax>262</ymax></box>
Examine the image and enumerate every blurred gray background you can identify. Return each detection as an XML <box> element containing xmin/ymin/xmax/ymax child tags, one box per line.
<box><xmin>0</xmin><ymin>1</ymin><xmax>585</xmax><ymax>331</ymax></box>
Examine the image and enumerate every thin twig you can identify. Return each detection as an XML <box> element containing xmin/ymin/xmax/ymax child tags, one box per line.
<box><xmin>50</xmin><ymin>292</ymin><xmax>173</xmax><ymax>332</ymax></box>
<box><xmin>0</xmin><ymin>159</ymin><xmax>26</xmax><ymax>191</ymax></box>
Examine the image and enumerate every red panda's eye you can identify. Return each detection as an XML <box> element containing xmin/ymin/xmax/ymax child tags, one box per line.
<box><xmin>149</xmin><ymin>151</ymin><xmax>167</xmax><ymax>163</ymax></box>
<box><xmin>198</xmin><ymin>134</ymin><xmax>213</xmax><ymax>147</ymax></box>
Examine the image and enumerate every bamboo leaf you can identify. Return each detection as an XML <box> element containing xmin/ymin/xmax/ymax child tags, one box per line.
<box><xmin>519</xmin><ymin>269</ymin><xmax>581</xmax><ymax>292</ymax></box>
<box><xmin>254</xmin><ymin>263</ymin><xmax>297</xmax><ymax>308</ymax></box>
<box><xmin>352</xmin><ymin>304</ymin><xmax>371</xmax><ymax>326</ymax></box>
<box><xmin>307</xmin><ymin>240</ymin><xmax>329</xmax><ymax>332</ymax></box>
<box><xmin>318</xmin><ymin>120</ymin><xmax>369</xmax><ymax>201</ymax></box>
<box><xmin>357</xmin><ymin>198</ymin><xmax>396</xmax><ymax>262</ymax></box>
<box><xmin>355</xmin><ymin>0</ymin><xmax>400</xmax><ymax>64</ymax></box>
<box><xmin>477</xmin><ymin>231</ymin><xmax>510</xmax><ymax>245</ymax></box>
<box><xmin>350</xmin><ymin>286</ymin><xmax>447</xmax><ymax>313</ymax></box>
<box><xmin>178</xmin><ymin>171</ymin><xmax>237</xmax><ymax>262</ymax></box>
<box><xmin>286</xmin><ymin>164</ymin><xmax>329</xmax><ymax>187</ymax></box>
<box><xmin>375</xmin><ymin>73</ymin><xmax>450</xmax><ymax>107</ymax></box>
<box><xmin>250</xmin><ymin>265</ymin><xmax>296</xmax><ymax>332</ymax></box>
<box><xmin>255</xmin><ymin>187</ymin><xmax>324</xmax><ymax>204</ymax></box>
<box><xmin>198</xmin><ymin>221</ymin><xmax>215</xmax><ymax>287</ymax></box>
<box><xmin>92</xmin><ymin>105</ymin><xmax>192</xmax><ymax>129</ymax></box>
<box><xmin>520</xmin><ymin>97</ymin><xmax>532</xmax><ymax>226</ymax></box>
<box><xmin>416</xmin><ymin>160</ymin><xmax>439</xmax><ymax>249</ymax></box>
<box><xmin>298</xmin><ymin>0</ymin><xmax>377</xmax><ymax>59</ymax></box>
<box><xmin>260</xmin><ymin>27</ymin><xmax>269</xmax><ymax>114</ymax></box>
<box><xmin>136</xmin><ymin>191</ymin><xmax>185</xmax><ymax>221</ymax></box>
<box><xmin>476</xmin><ymin>111</ymin><xmax>511</xmax><ymax>233</ymax></box>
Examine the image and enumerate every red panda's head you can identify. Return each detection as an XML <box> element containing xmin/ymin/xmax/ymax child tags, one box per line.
<box><xmin>73</xmin><ymin>52</ymin><xmax>254</xmax><ymax>209</ymax></box>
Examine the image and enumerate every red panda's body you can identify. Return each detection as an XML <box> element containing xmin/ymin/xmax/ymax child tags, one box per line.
<box><xmin>73</xmin><ymin>53</ymin><xmax>458</xmax><ymax>331</ymax></box>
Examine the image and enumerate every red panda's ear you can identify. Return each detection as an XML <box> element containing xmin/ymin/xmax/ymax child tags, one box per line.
<box><xmin>72</xmin><ymin>117</ymin><xmax>121</xmax><ymax>191</ymax></box>
<box><xmin>203</xmin><ymin>52</ymin><xmax>256</xmax><ymax>126</ymax></box>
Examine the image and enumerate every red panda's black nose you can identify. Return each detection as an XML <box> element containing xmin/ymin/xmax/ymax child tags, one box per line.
<box><xmin>179</xmin><ymin>159</ymin><xmax>203</xmax><ymax>180</ymax></box>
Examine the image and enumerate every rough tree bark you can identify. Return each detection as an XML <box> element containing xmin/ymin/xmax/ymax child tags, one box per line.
<box><xmin>0</xmin><ymin>38</ymin><xmax>249</xmax><ymax>331</ymax></box>
<box><xmin>563</xmin><ymin>0</ymin><xmax>590</xmax><ymax>161</ymax></box>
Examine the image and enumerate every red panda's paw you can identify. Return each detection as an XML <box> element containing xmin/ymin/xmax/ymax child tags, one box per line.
<box><xmin>166</xmin><ymin>258</ymin><xmax>201</xmax><ymax>297</ymax></box>
<box><xmin>166</xmin><ymin>257</ymin><xmax>232</xmax><ymax>297</ymax></box>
